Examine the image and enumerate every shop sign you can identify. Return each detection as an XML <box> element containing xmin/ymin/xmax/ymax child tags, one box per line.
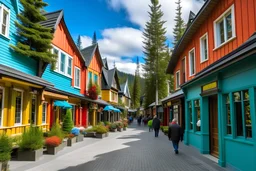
<box><xmin>167</xmin><ymin>101</ymin><xmax>172</xmax><ymax>107</ymax></box>
<box><xmin>202</xmin><ymin>81</ymin><xmax>218</xmax><ymax>92</ymax></box>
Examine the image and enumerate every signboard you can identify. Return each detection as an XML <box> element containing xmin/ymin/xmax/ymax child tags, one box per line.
<box><xmin>167</xmin><ymin>101</ymin><xmax>172</xmax><ymax>107</ymax></box>
<box><xmin>202</xmin><ymin>81</ymin><xmax>218</xmax><ymax>92</ymax></box>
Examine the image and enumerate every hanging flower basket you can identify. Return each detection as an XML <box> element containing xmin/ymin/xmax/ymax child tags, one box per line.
<box><xmin>89</xmin><ymin>103</ymin><xmax>98</xmax><ymax>110</ymax></box>
<box><xmin>88</xmin><ymin>85</ymin><xmax>98</xmax><ymax>100</ymax></box>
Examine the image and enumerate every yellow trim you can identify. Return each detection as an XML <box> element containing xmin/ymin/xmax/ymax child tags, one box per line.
<box><xmin>1</xmin><ymin>77</ymin><xmax>43</xmax><ymax>88</ymax></box>
<box><xmin>43</xmin><ymin>91</ymin><xmax>68</xmax><ymax>100</ymax></box>
<box><xmin>202</xmin><ymin>81</ymin><xmax>217</xmax><ymax>92</ymax></box>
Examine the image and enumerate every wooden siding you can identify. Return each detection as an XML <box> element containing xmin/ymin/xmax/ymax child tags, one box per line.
<box><xmin>173</xmin><ymin>0</ymin><xmax>256</xmax><ymax>89</ymax></box>
<box><xmin>102</xmin><ymin>90</ymin><xmax>110</xmax><ymax>102</ymax></box>
<box><xmin>0</xmin><ymin>0</ymin><xmax>37</xmax><ymax>75</ymax></box>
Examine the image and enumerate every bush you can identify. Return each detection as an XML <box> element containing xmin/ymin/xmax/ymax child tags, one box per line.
<box><xmin>0</xmin><ymin>134</ymin><xmax>12</xmax><ymax>162</ymax></box>
<box><xmin>19</xmin><ymin>127</ymin><xmax>44</xmax><ymax>151</ymax></box>
<box><xmin>98</xmin><ymin>122</ymin><xmax>105</xmax><ymax>126</ymax></box>
<box><xmin>110</xmin><ymin>123</ymin><xmax>117</xmax><ymax>130</ymax></box>
<box><xmin>85</xmin><ymin>128</ymin><xmax>96</xmax><ymax>133</ymax></box>
<box><xmin>115</xmin><ymin>121</ymin><xmax>124</xmax><ymax>128</ymax></box>
<box><xmin>62</xmin><ymin>109</ymin><xmax>74</xmax><ymax>134</ymax></box>
<box><xmin>104</xmin><ymin>121</ymin><xmax>111</xmax><ymax>126</ymax></box>
<box><xmin>95</xmin><ymin>126</ymin><xmax>108</xmax><ymax>134</ymax></box>
<box><xmin>45</xmin><ymin>136</ymin><xmax>61</xmax><ymax>147</ymax></box>
<box><xmin>49</xmin><ymin>123</ymin><xmax>64</xmax><ymax>141</ymax></box>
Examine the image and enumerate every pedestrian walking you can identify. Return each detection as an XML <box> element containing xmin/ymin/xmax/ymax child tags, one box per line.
<box><xmin>147</xmin><ymin>119</ymin><xmax>153</xmax><ymax>132</ymax></box>
<box><xmin>137</xmin><ymin>115</ymin><xmax>142</xmax><ymax>126</ymax></box>
<box><xmin>168</xmin><ymin>118</ymin><xmax>184</xmax><ymax>154</ymax></box>
<box><xmin>152</xmin><ymin>115</ymin><xmax>160</xmax><ymax>137</ymax></box>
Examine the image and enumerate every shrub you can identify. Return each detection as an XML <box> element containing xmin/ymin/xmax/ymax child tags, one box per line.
<box><xmin>11</xmin><ymin>135</ymin><xmax>21</xmax><ymax>146</ymax></box>
<box><xmin>95</xmin><ymin>126</ymin><xmax>108</xmax><ymax>134</ymax></box>
<box><xmin>85</xmin><ymin>128</ymin><xmax>96</xmax><ymax>133</ymax></box>
<box><xmin>104</xmin><ymin>121</ymin><xmax>111</xmax><ymax>126</ymax></box>
<box><xmin>105</xmin><ymin>125</ymin><xmax>110</xmax><ymax>132</ymax></box>
<box><xmin>98</xmin><ymin>122</ymin><xmax>105</xmax><ymax>126</ymax></box>
<box><xmin>48</xmin><ymin>123</ymin><xmax>64</xmax><ymax>141</ymax></box>
<box><xmin>19</xmin><ymin>127</ymin><xmax>44</xmax><ymax>151</ymax></box>
<box><xmin>110</xmin><ymin>123</ymin><xmax>117</xmax><ymax>130</ymax></box>
<box><xmin>0</xmin><ymin>134</ymin><xmax>12</xmax><ymax>162</ymax></box>
<box><xmin>45</xmin><ymin>136</ymin><xmax>61</xmax><ymax>147</ymax></box>
<box><xmin>115</xmin><ymin>121</ymin><xmax>124</xmax><ymax>128</ymax></box>
<box><xmin>62</xmin><ymin>109</ymin><xmax>74</xmax><ymax>134</ymax></box>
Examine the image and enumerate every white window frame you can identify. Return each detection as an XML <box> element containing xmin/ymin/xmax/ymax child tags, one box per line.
<box><xmin>52</xmin><ymin>45</ymin><xmax>73</xmax><ymax>78</ymax></box>
<box><xmin>0</xmin><ymin>4</ymin><xmax>10</xmax><ymax>38</ymax></box>
<box><xmin>200</xmin><ymin>33</ymin><xmax>209</xmax><ymax>63</ymax></box>
<box><xmin>74</xmin><ymin>67</ymin><xmax>81</xmax><ymax>89</ymax></box>
<box><xmin>175</xmin><ymin>70</ymin><xmax>180</xmax><ymax>90</ymax></box>
<box><xmin>0</xmin><ymin>86</ymin><xmax>4</xmax><ymax>127</ymax></box>
<box><xmin>14</xmin><ymin>88</ymin><xmax>23</xmax><ymax>126</ymax></box>
<box><xmin>189</xmin><ymin>48</ymin><xmax>196</xmax><ymax>76</ymax></box>
<box><xmin>42</xmin><ymin>102</ymin><xmax>47</xmax><ymax>124</ymax></box>
<box><xmin>214</xmin><ymin>4</ymin><xmax>236</xmax><ymax>49</ymax></box>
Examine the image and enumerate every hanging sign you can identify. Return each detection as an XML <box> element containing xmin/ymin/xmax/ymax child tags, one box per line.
<box><xmin>201</xmin><ymin>81</ymin><xmax>218</xmax><ymax>92</ymax></box>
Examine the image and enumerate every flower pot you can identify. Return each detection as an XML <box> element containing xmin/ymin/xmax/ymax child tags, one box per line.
<box><xmin>84</xmin><ymin>132</ymin><xmax>96</xmax><ymax>137</ymax></box>
<box><xmin>123</xmin><ymin>127</ymin><xmax>127</xmax><ymax>131</ymax></box>
<box><xmin>110</xmin><ymin>128</ymin><xmax>117</xmax><ymax>132</ymax></box>
<box><xmin>46</xmin><ymin>145</ymin><xmax>62</xmax><ymax>155</ymax></box>
<box><xmin>17</xmin><ymin>148</ymin><xmax>43</xmax><ymax>161</ymax></box>
<box><xmin>0</xmin><ymin>161</ymin><xmax>9</xmax><ymax>171</ymax></box>
<box><xmin>76</xmin><ymin>134</ymin><xmax>84</xmax><ymax>142</ymax></box>
<box><xmin>117</xmin><ymin>127</ymin><xmax>123</xmax><ymax>132</ymax></box>
<box><xmin>67</xmin><ymin>137</ymin><xmax>76</xmax><ymax>146</ymax></box>
<box><xmin>95</xmin><ymin>133</ymin><xmax>105</xmax><ymax>139</ymax></box>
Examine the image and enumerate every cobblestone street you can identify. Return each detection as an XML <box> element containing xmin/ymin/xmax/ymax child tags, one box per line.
<box><xmin>9</xmin><ymin>123</ymin><xmax>229</xmax><ymax>171</ymax></box>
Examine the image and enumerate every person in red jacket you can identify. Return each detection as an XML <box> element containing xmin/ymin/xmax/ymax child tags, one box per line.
<box><xmin>168</xmin><ymin>118</ymin><xmax>184</xmax><ymax>154</ymax></box>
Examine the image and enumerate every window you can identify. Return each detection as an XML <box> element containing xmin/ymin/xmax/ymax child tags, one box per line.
<box><xmin>200</xmin><ymin>33</ymin><xmax>208</xmax><ymax>62</ymax></box>
<box><xmin>60</xmin><ymin>53</ymin><xmax>65</xmax><ymax>73</ymax></box>
<box><xmin>0</xmin><ymin>5</ymin><xmax>10</xmax><ymax>38</ymax></box>
<box><xmin>53</xmin><ymin>48</ymin><xmax>59</xmax><ymax>71</ymax></box>
<box><xmin>189</xmin><ymin>48</ymin><xmax>196</xmax><ymax>76</ymax></box>
<box><xmin>226</xmin><ymin>95</ymin><xmax>231</xmax><ymax>134</ymax></box>
<box><xmin>173</xmin><ymin>105</ymin><xmax>179</xmax><ymax>124</ymax></box>
<box><xmin>94</xmin><ymin>74</ymin><xmax>98</xmax><ymax>84</ymax></box>
<box><xmin>67</xmin><ymin>57</ymin><xmax>72</xmax><ymax>76</ymax></box>
<box><xmin>31</xmin><ymin>94</ymin><xmax>37</xmax><ymax>125</ymax></box>
<box><xmin>0</xmin><ymin>87</ymin><xmax>4</xmax><ymax>127</ymax></box>
<box><xmin>233</xmin><ymin>90</ymin><xmax>252</xmax><ymax>138</ymax></box>
<box><xmin>194</xmin><ymin>100</ymin><xmax>200</xmax><ymax>132</ymax></box>
<box><xmin>88</xmin><ymin>72</ymin><xmax>92</xmax><ymax>82</ymax></box>
<box><xmin>74</xmin><ymin>67</ymin><xmax>81</xmax><ymax>88</ymax></box>
<box><xmin>189</xmin><ymin>101</ymin><xmax>193</xmax><ymax>130</ymax></box>
<box><xmin>175</xmin><ymin>70</ymin><xmax>180</xmax><ymax>90</ymax></box>
<box><xmin>15</xmin><ymin>90</ymin><xmax>23</xmax><ymax>125</ymax></box>
<box><xmin>42</xmin><ymin>102</ymin><xmax>47</xmax><ymax>124</ymax></box>
<box><xmin>214</xmin><ymin>5</ymin><xmax>235</xmax><ymax>48</ymax></box>
<box><xmin>111</xmin><ymin>91</ymin><xmax>117</xmax><ymax>102</ymax></box>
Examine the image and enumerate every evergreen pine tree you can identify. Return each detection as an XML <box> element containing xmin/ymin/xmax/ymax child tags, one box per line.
<box><xmin>62</xmin><ymin>109</ymin><xmax>74</xmax><ymax>133</ymax></box>
<box><xmin>10</xmin><ymin>0</ymin><xmax>56</xmax><ymax>76</ymax></box>
<box><xmin>92</xmin><ymin>31</ymin><xmax>97</xmax><ymax>44</ymax></box>
<box><xmin>77</xmin><ymin>35</ymin><xmax>82</xmax><ymax>50</ymax></box>
<box><xmin>142</xmin><ymin>0</ymin><xmax>169</xmax><ymax>107</ymax></box>
<box><xmin>173</xmin><ymin>0</ymin><xmax>186</xmax><ymax>46</ymax></box>
<box><xmin>132</xmin><ymin>57</ymin><xmax>141</xmax><ymax>108</ymax></box>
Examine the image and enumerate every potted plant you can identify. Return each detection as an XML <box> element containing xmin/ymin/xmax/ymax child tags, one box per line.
<box><xmin>0</xmin><ymin>134</ymin><xmax>12</xmax><ymax>171</ymax></box>
<box><xmin>18</xmin><ymin>127</ymin><xmax>44</xmax><ymax>161</ymax></box>
<box><xmin>67</xmin><ymin>134</ymin><xmax>76</xmax><ymax>146</ymax></box>
<box><xmin>95</xmin><ymin>126</ymin><xmax>108</xmax><ymax>139</ymax></box>
<box><xmin>116</xmin><ymin>122</ymin><xmax>124</xmax><ymax>132</ymax></box>
<box><xmin>45</xmin><ymin>136</ymin><xmax>62</xmax><ymax>155</ymax></box>
<box><xmin>84</xmin><ymin>127</ymin><xmax>96</xmax><ymax>137</ymax></box>
<box><xmin>123</xmin><ymin>122</ymin><xmax>128</xmax><ymax>131</ymax></box>
<box><xmin>48</xmin><ymin>123</ymin><xmax>66</xmax><ymax>150</ymax></box>
<box><xmin>71</xmin><ymin>127</ymin><xmax>84</xmax><ymax>142</ymax></box>
<box><xmin>110</xmin><ymin>123</ymin><xmax>117</xmax><ymax>132</ymax></box>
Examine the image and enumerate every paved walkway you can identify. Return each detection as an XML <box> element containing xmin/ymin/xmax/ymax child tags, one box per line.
<box><xmin>9</xmin><ymin>123</ymin><xmax>229</xmax><ymax>171</ymax></box>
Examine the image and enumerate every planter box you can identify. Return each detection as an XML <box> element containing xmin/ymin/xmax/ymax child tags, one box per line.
<box><xmin>67</xmin><ymin>137</ymin><xmax>76</xmax><ymax>146</ymax></box>
<box><xmin>95</xmin><ymin>133</ymin><xmax>105</xmax><ymax>139</ymax></box>
<box><xmin>59</xmin><ymin>140</ymin><xmax>67</xmax><ymax>151</ymax></box>
<box><xmin>76</xmin><ymin>134</ymin><xmax>84</xmax><ymax>142</ymax></box>
<box><xmin>46</xmin><ymin>145</ymin><xmax>62</xmax><ymax>155</ymax></box>
<box><xmin>117</xmin><ymin>128</ymin><xmax>123</xmax><ymax>132</ymax></box>
<box><xmin>0</xmin><ymin>161</ymin><xmax>9</xmax><ymax>171</ymax></box>
<box><xmin>84</xmin><ymin>132</ymin><xmax>96</xmax><ymax>137</ymax></box>
<box><xmin>17</xmin><ymin>148</ymin><xmax>43</xmax><ymax>161</ymax></box>
<box><xmin>105</xmin><ymin>132</ymin><xmax>109</xmax><ymax>137</ymax></box>
<box><xmin>123</xmin><ymin>127</ymin><xmax>127</xmax><ymax>131</ymax></box>
<box><xmin>110</xmin><ymin>129</ymin><xmax>117</xmax><ymax>132</ymax></box>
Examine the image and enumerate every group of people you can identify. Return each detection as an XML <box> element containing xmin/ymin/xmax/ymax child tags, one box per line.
<box><xmin>151</xmin><ymin>115</ymin><xmax>183</xmax><ymax>154</ymax></box>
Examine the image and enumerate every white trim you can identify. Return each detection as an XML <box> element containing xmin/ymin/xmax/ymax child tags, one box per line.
<box><xmin>189</xmin><ymin>48</ymin><xmax>196</xmax><ymax>77</ymax></box>
<box><xmin>42</xmin><ymin>102</ymin><xmax>48</xmax><ymax>124</ymax></box>
<box><xmin>175</xmin><ymin>70</ymin><xmax>180</xmax><ymax>90</ymax></box>
<box><xmin>13</xmin><ymin>89</ymin><xmax>23</xmax><ymax>126</ymax></box>
<box><xmin>0</xmin><ymin>86</ymin><xmax>4</xmax><ymax>127</ymax></box>
<box><xmin>200</xmin><ymin>33</ymin><xmax>209</xmax><ymax>63</ymax></box>
<box><xmin>0</xmin><ymin>4</ymin><xmax>10</xmax><ymax>39</ymax></box>
<box><xmin>74</xmin><ymin>67</ymin><xmax>81</xmax><ymax>89</ymax></box>
<box><xmin>67</xmin><ymin>56</ymin><xmax>73</xmax><ymax>77</ymax></box>
<box><xmin>214</xmin><ymin>4</ymin><xmax>236</xmax><ymax>49</ymax></box>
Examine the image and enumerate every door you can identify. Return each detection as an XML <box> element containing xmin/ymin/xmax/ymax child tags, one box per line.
<box><xmin>209</xmin><ymin>95</ymin><xmax>219</xmax><ymax>158</ymax></box>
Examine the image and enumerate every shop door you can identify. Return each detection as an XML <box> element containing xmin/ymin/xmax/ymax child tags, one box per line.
<box><xmin>209</xmin><ymin>95</ymin><xmax>219</xmax><ymax>158</ymax></box>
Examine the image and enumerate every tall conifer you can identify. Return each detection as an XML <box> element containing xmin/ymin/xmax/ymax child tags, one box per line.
<box><xmin>77</xmin><ymin>35</ymin><xmax>82</xmax><ymax>50</ymax></box>
<box><xmin>132</xmin><ymin>57</ymin><xmax>141</xmax><ymax>108</ymax></box>
<box><xmin>10</xmin><ymin>0</ymin><xmax>56</xmax><ymax>76</ymax></box>
<box><xmin>173</xmin><ymin>0</ymin><xmax>186</xmax><ymax>46</ymax></box>
<box><xmin>92</xmin><ymin>31</ymin><xmax>97</xmax><ymax>44</ymax></box>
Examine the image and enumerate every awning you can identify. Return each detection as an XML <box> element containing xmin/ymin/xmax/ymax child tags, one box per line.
<box><xmin>103</xmin><ymin>105</ymin><xmax>121</xmax><ymax>113</ymax></box>
<box><xmin>54</xmin><ymin>100</ymin><xmax>72</xmax><ymax>108</ymax></box>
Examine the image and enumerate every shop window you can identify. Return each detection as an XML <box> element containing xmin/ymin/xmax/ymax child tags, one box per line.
<box><xmin>194</xmin><ymin>100</ymin><xmax>201</xmax><ymax>132</ymax></box>
<box><xmin>31</xmin><ymin>94</ymin><xmax>37</xmax><ymax>125</ymax></box>
<box><xmin>42</xmin><ymin>102</ymin><xmax>47</xmax><ymax>124</ymax></box>
<box><xmin>15</xmin><ymin>90</ymin><xmax>23</xmax><ymax>125</ymax></box>
<box><xmin>243</xmin><ymin>90</ymin><xmax>252</xmax><ymax>138</ymax></box>
<box><xmin>173</xmin><ymin>105</ymin><xmax>179</xmax><ymax>124</ymax></box>
<box><xmin>188</xmin><ymin>101</ymin><xmax>193</xmax><ymax>130</ymax></box>
<box><xmin>0</xmin><ymin>88</ymin><xmax>3</xmax><ymax>127</ymax></box>
<box><xmin>226</xmin><ymin>95</ymin><xmax>231</xmax><ymax>135</ymax></box>
<box><xmin>0</xmin><ymin>5</ymin><xmax>10</xmax><ymax>38</ymax></box>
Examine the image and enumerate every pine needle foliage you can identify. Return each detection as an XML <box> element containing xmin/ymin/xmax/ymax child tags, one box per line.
<box><xmin>62</xmin><ymin>109</ymin><xmax>74</xmax><ymax>134</ymax></box>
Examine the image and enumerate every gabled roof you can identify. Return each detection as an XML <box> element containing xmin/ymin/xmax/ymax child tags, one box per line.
<box><xmin>119</xmin><ymin>79</ymin><xmax>131</xmax><ymax>98</ymax></box>
<box><xmin>102</xmin><ymin>58</ymin><xmax>109</xmax><ymax>69</ymax></box>
<box><xmin>81</xmin><ymin>43</ymin><xmax>104</xmax><ymax>67</ymax></box>
<box><xmin>166</xmin><ymin>0</ymin><xmax>219</xmax><ymax>74</ymax></box>
<box><xmin>101</xmin><ymin>68</ymin><xmax>121</xmax><ymax>90</ymax></box>
<box><xmin>40</xmin><ymin>10</ymin><xmax>85</xmax><ymax>63</ymax></box>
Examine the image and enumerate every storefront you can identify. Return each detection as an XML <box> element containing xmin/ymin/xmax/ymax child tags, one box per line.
<box><xmin>182</xmin><ymin>49</ymin><xmax>256</xmax><ymax>170</ymax></box>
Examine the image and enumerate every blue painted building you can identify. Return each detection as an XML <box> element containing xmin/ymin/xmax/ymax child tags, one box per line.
<box><xmin>166</xmin><ymin>0</ymin><xmax>256</xmax><ymax>170</ymax></box>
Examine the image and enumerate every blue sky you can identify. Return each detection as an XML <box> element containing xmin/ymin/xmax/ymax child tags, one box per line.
<box><xmin>44</xmin><ymin>0</ymin><xmax>204</xmax><ymax>75</ymax></box>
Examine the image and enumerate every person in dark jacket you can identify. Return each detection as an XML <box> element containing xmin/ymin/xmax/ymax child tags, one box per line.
<box><xmin>168</xmin><ymin>118</ymin><xmax>183</xmax><ymax>154</ymax></box>
<box><xmin>152</xmin><ymin>115</ymin><xmax>161</xmax><ymax>137</ymax></box>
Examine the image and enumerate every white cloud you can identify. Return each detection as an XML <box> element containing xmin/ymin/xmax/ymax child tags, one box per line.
<box><xmin>108</xmin><ymin>0</ymin><xmax>204</xmax><ymax>38</ymax></box>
